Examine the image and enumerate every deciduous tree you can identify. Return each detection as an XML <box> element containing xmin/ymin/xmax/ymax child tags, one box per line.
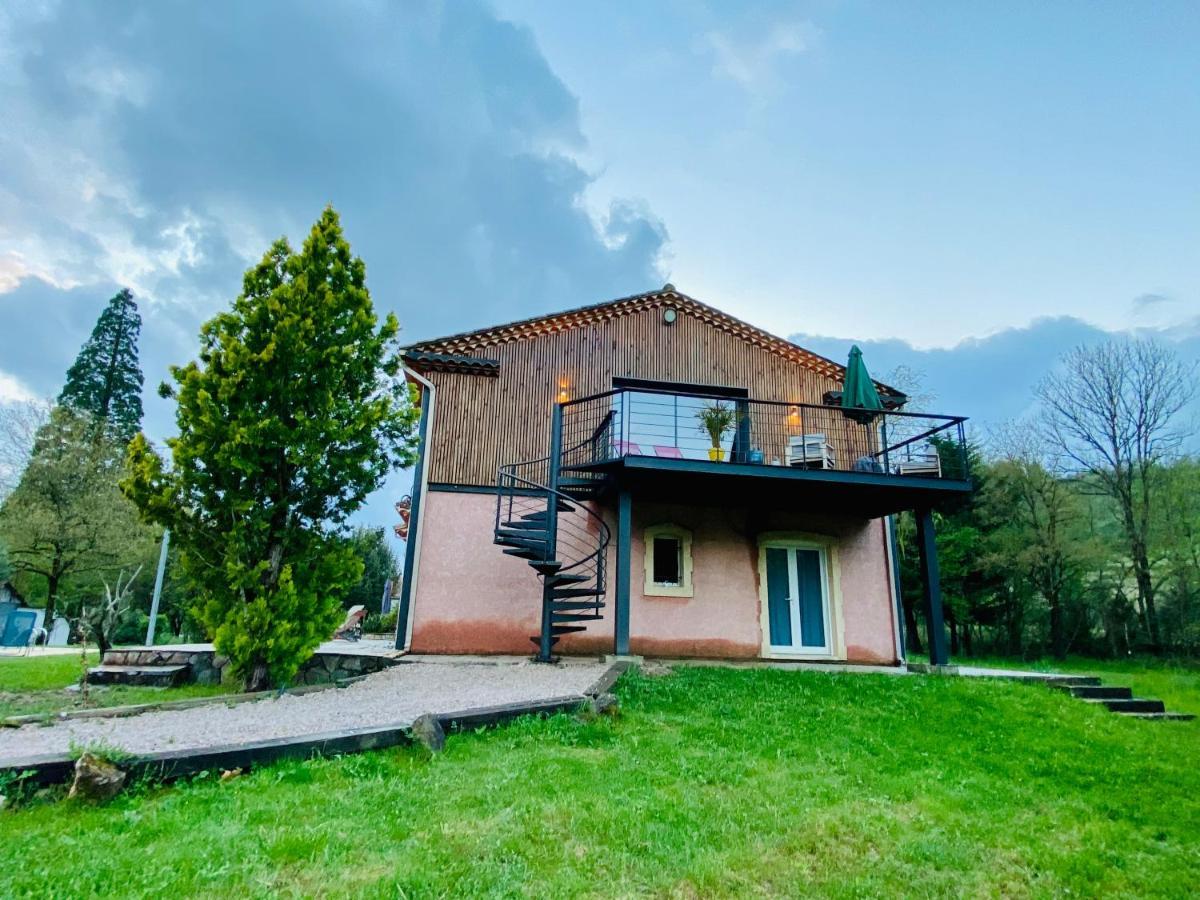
<box><xmin>80</xmin><ymin>565</ymin><xmax>144</xmax><ymax>654</ymax></box>
<box><xmin>1037</xmin><ymin>340</ymin><xmax>1197</xmax><ymax>650</ymax></box>
<box><xmin>0</xmin><ymin>399</ymin><xmax>51</xmax><ymax>501</ymax></box>
<box><xmin>985</xmin><ymin>425</ymin><xmax>1096</xmax><ymax>658</ymax></box>
<box><xmin>342</xmin><ymin>527</ymin><xmax>400</xmax><ymax>614</ymax></box>
<box><xmin>0</xmin><ymin>407</ymin><xmax>149</xmax><ymax>623</ymax></box>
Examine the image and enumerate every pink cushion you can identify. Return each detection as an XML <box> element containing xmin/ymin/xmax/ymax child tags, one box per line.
<box><xmin>653</xmin><ymin>445</ymin><xmax>685</xmax><ymax>459</ymax></box>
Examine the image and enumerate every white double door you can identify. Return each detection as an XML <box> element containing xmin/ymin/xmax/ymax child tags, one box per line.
<box><xmin>764</xmin><ymin>544</ymin><xmax>831</xmax><ymax>655</ymax></box>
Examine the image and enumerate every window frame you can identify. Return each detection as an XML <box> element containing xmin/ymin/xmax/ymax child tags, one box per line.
<box><xmin>643</xmin><ymin>523</ymin><xmax>694</xmax><ymax>598</ymax></box>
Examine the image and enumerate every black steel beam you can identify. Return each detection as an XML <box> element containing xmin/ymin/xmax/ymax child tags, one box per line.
<box><xmin>537</xmin><ymin>403</ymin><xmax>564</xmax><ymax>662</ymax></box>
<box><xmin>915</xmin><ymin>507</ymin><xmax>949</xmax><ymax>666</ymax></box>
<box><xmin>614</xmin><ymin>488</ymin><xmax>632</xmax><ymax>656</ymax></box>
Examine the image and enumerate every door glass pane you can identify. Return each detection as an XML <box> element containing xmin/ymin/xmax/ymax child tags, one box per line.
<box><xmin>765</xmin><ymin>548</ymin><xmax>792</xmax><ymax>646</ymax></box>
<box><xmin>795</xmin><ymin>548</ymin><xmax>826</xmax><ymax>647</ymax></box>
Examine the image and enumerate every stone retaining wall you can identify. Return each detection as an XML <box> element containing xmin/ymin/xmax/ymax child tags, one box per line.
<box><xmin>103</xmin><ymin>646</ymin><xmax>399</xmax><ymax>686</ymax></box>
<box><xmin>103</xmin><ymin>648</ymin><xmax>227</xmax><ymax>685</ymax></box>
<box><xmin>295</xmin><ymin>651</ymin><xmax>398</xmax><ymax>683</ymax></box>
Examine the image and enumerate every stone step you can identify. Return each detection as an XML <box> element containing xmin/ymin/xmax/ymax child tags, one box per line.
<box><xmin>86</xmin><ymin>664</ymin><xmax>191</xmax><ymax>687</ymax></box>
<box><xmin>1121</xmin><ymin>711</ymin><xmax>1196</xmax><ymax>722</ymax></box>
<box><xmin>1062</xmin><ymin>685</ymin><xmax>1134</xmax><ymax>700</ymax></box>
<box><xmin>1044</xmin><ymin>675</ymin><xmax>1103</xmax><ymax>686</ymax></box>
<box><xmin>1083</xmin><ymin>697</ymin><xmax>1166</xmax><ymax>714</ymax></box>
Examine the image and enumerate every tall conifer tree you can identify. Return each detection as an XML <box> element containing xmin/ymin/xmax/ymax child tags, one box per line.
<box><xmin>124</xmin><ymin>208</ymin><xmax>420</xmax><ymax>690</ymax></box>
<box><xmin>58</xmin><ymin>288</ymin><xmax>144</xmax><ymax>443</ymax></box>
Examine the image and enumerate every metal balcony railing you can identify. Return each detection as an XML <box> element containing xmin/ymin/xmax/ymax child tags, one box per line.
<box><xmin>558</xmin><ymin>387</ymin><xmax>970</xmax><ymax>481</ymax></box>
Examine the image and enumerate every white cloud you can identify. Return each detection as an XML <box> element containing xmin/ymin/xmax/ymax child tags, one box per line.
<box><xmin>0</xmin><ymin>252</ymin><xmax>79</xmax><ymax>294</ymax></box>
<box><xmin>0</xmin><ymin>370</ymin><xmax>37</xmax><ymax>404</ymax></box>
<box><xmin>1128</xmin><ymin>291</ymin><xmax>1194</xmax><ymax>331</ymax></box>
<box><xmin>702</xmin><ymin>20</ymin><xmax>818</xmax><ymax>91</ymax></box>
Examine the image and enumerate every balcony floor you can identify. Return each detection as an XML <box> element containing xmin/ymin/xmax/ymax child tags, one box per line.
<box><xmin>564</xmin><ymin>455</ymin><xmax>971</xmax><ymax>518</ymax></box>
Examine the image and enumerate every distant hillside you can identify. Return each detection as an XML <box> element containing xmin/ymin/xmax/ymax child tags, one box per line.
<box><xmin>792</xmin><ymin>316</ymin><xmax>1200</xmax><ymax>444</ymax></box>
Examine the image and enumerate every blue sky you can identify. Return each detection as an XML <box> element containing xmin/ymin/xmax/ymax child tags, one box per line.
<box><xmin>497</xmin><ymin>0</ymin><xmax>1199</xmax><ymax>345</ymax></box>
<box><xmin>1</xmin><ymin>1</ymin><xmax>1197</xmax><ymax>538</ymax></box>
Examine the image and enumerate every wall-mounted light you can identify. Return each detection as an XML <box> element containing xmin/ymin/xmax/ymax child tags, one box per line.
<box><xmin>662</xmin><ymin>307</ymin><xmax>678</xmax><ymax>325</ymax></box>
<box><xmin>557</xmin><ymin>377</ymin><xmax>570</xmax><ymax>404</ymax></box>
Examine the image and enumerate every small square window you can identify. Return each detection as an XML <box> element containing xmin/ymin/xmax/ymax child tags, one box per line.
<box><xmin>652</xmin><ymin>537</ymin><xmax>682</xmax><ymax>586</ymax></box>
<box><xmin>643</xmin><ymin>524</ymin><xmax>693</xmax><ymax>598</ymax></box>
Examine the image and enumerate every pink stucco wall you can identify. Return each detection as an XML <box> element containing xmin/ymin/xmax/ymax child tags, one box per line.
<box><xmin>408</xmin><ymin>489</ymin><xmax>899</xmax><ymax>663</ymax></box>
<box><xmin>835</xmin><ymin>516</ymin><xmax>901</xmax><ymax>663</ymax></box>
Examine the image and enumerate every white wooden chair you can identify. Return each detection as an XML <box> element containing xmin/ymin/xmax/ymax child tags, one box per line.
<box><xmin>786</xmin><ymin>434</ymin><xmax>835</xmax><ymax>469</ymax></box>
<box><xmin>895</xmin><ymin>450</ymin><xmax>942</xmax><ymax>477</ymax></box>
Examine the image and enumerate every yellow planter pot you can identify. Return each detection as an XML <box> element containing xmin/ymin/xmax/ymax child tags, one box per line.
<box><xmin>708</xmin><ymin>448</ymin><xmax>726</xmax><ymax>461</ymax></box>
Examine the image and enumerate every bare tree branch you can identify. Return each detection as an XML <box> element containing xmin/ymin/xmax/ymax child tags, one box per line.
<box><xmin>1034</xmin><ymin>338</ymin><xmax>1197</xmax><ymax>649</ymax></box>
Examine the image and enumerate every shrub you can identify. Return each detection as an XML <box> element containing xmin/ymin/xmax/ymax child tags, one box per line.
<box><xmin>363</xmin><ymin>609</ymin><xmax>399</xmax><ymax>635</ymax></box>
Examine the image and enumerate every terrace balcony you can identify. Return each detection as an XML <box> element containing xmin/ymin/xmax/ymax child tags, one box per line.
<box><xmin>554</xmin><ymin>385</ymin><xmax>971</xmax><ymax>518</ymax></box>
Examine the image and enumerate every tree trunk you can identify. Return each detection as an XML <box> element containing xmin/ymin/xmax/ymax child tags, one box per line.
<box><xmin>1005</xmin><ymin>590</ymin><xmax>1023</xmax><ymax>656</ymax></box>
<box><xmin>245</xmin><ymin>659</ymin><xmax>272</xmax><ymax>693</ymax></box>
<box><xmin>1132</xmin><ymin>544</ymin><xmax>1160</xmax><ymax>651</ymax></box>
<box><xmin>44</xmin><ymin>571</ymin><xmax>60</xmax><ymax>627</ymax></box>
<box><xmin>1048</xmin><ymin>590</ymin><xmax>1066</xmax><ymax>660</ymax></box>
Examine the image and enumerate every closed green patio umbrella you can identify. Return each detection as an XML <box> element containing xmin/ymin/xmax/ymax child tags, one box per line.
<box><xmin>841</xmin><ymin>345</ymin><xmax>883</xmax><ymax>423</ymax></box>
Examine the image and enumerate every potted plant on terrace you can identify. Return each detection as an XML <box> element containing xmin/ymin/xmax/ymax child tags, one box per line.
<box><xmin>696</xmin><ymin>401</ymin><xmax>738</xmax><ymax>461</ymax></box>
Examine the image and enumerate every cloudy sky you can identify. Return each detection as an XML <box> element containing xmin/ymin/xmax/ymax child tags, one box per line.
<box><xmin>2</xmin><ymin>1</ymin><xmax>1198</xmax><ymax>534</ymax></box>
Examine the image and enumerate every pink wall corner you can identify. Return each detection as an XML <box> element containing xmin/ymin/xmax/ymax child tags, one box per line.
<box><xmin>836</xmin><ymin>518</ymin><xmax>900</xmax><ymax>664</ymax></box>
<box><xmin>409</xmin><ymin>490</ymin><xmax>546</xmax><ymax>654</ymax></box>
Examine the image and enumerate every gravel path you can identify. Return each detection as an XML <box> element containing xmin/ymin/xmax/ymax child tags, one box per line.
<box><xmin>0</xmin><ymin>660</ymin><xmax>611</xmax><ymax>762</ymax></box>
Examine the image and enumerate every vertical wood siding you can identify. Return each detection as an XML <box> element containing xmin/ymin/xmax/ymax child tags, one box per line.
<box><xmin>421</xmin><ymin>305</ymin><xmax>845</xmax><ymax>486</ymax></box>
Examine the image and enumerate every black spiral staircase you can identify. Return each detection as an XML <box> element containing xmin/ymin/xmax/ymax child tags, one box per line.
<box><xmin>493</xmin><ymin>412</ymin><xmax>612</xmax><ymax>662</ymax></box>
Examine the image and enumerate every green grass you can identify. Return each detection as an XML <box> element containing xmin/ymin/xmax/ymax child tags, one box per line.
<box><xmin>0</xmin><ymin>652</ymin><xmax>234</xmax><ymax>719</ymax></box>
<box><xmin>2</xmin><ymin>665</ymin><xmax>1198</xmax><ymax>897</ymax></box>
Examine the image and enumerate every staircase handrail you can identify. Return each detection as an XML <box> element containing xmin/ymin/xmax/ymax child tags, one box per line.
<box><xmin>495</xmin><ymin>467</ymin><xmax>610</xmax><ymax>575</ymax></box>
<box><xmin>497</xmin><ymin>411</ymin><xmax>617</xmax><ymax>481</ymax></box>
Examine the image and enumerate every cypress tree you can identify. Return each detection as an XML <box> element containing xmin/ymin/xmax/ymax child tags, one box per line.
<box><xmin>58</xmin><ymin>288</ymin><xmax>144</xmax><ymax>443</ymax></box>
<box><xmin>124</xmin><ymin>207</ymin><xmax>421</xmax><ymax>690</ymax></box>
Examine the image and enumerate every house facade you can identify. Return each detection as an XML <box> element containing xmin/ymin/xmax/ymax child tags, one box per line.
<box><xmin>395</xmin><ymin>287</ymin><xmax>968</xmax><ymax>665</ymax></box>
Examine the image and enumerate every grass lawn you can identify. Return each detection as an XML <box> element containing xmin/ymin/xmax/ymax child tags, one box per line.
<box><xmin>0</xmin><ymin>652</ymin><xmax>234</xmax><ymax>719</ymax></box>
<box><xmin>1</xmin><ymin>666</ymin><xmax>1197</xmax><ymax>897</ymax></box>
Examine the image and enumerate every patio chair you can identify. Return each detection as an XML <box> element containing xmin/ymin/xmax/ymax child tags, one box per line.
<box><xmin>614</xmin><ymin>440</ymin><xmax>643</xmax><ymax>456</ymax></box>
<box><xmin>653</xmin><ymin>445</ymin><xmax>684</xmax><ymax>459</ymax></box>
<box><xmin>895</xmin><ymin>451</ymin><xmax>942</xmax><ymax>477</ymax></box>
<box><xmin>786</xmin><ymin>434</ymin><xmax>835</xmax><ymax>470</ymax></box>
<box><xmin>333</xmin><ymin>605</ymin><xmax>366</xmax><ymax>642</ymax></box>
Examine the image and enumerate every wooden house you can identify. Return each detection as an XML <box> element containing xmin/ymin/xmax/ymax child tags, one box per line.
<box><xmin>395</xmin><ymin>287</ymin><xmax>968</xmax><ymax>665</ymax></box>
